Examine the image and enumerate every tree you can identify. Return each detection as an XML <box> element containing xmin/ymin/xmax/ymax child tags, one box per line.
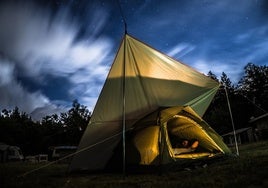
<box><xmin>0</xmin><ymin>100</ymin><xmax>91</xmax><ymax>155</ymax></box>
<box><xmin>207</xmin><ymin>71</ymin><xmax>219</xmax><ymax>81</ymax></box>
<box><xmin>41</xmin><ymin>114</ymin><xmax>64</xmax><ymax>148</ymax></box>
<box><xmin>40</xmin><ymin>100</ymin><xmax>91</xmax><ymax>146</ymax></box>
<box><xmin>221</xmin><ymin>72</ymin><xmax>234</xmax><ymax>92</ymax></box>
<box><xmin>204</xmin><ymin>72</ymin><xmax>243</xmax><ymax>134</ymax></box>
<box><xmin>0</xmin><ymin>107</ymin><xmax>42</xmax><ymax>155</ymax></box>
<box><xmin>60</xmin><ymin>100</ymin><xmax>91</xmax><ymax>145</ymax></box>
<box><xmin>204</xmin><ymin>71</ymin><xmax>230</xmax><ymax>134</ymax></box>
<box><xmin>237</xmin><ymin>63</ymin><xmax>268</xmax><ymax>115</ymax></box>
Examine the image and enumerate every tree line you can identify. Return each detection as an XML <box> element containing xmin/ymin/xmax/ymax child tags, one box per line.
<box><xmin>204</xmin><ymin>63</ymin><xmax>268</xmax><ymax>134</ymax></box>
<box><xmin>0</xmin><ymin>63</ymin><xmax>267</xmax><ymax>156</ymax></box>
<box><xmin>0</xmin><ymin>100</ymin><xmax>91</xmax><ymax>156</ymax></box>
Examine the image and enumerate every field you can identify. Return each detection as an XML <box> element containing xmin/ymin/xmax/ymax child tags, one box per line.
<box><xmin>1</xmin><ymin>141</ymin><xmax>268</xmax><ymax>188</ymax></box>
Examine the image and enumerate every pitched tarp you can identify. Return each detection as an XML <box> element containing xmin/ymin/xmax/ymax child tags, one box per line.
<box><xmin>69</xmin><ymin>34</ymin><xmax>220</xmax><ymax>172</ymax></box>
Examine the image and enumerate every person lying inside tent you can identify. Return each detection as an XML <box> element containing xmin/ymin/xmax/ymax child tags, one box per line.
<box><xmin>173</xmin><ymin>139</ymin><xmax>199</xmax><ymax>155</ymax></box>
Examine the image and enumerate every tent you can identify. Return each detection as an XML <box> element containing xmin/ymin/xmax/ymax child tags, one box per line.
<box><xmin>0</xmin><ymin>143</ymin><xmax>24</xmax><ymax>162</ymax></box>
<box><xmin>69</xmin><ymin>34</ymin><xmax>231</xmax><ymax>172</ymax></box>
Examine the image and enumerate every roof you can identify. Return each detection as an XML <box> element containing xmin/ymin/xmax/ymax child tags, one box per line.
<box><xmin>222</xmin><ymin>127</ymin><xmax>252</xmax><ymax>136</ymax></box>
<box><xmin>49</xmin><ymin>146</ymin><xmax>77</xmax><ymax>150</ymax></box>
<box><xmin>0</xmin><ymin>143</ymin><xmax>21</xmax><ymax>151</ymax></box>
<box><xmin>249</xmin><ymin>113</ymin><xmax>268</xmax><ymax>123</ymax></box>
<box><xmin>0</xmin><ymin>143</ymin><xmax>9</xmax><ymax>151</ymax></box>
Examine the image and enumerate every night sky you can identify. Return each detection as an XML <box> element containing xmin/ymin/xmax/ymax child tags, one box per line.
<box><xmin>0</xmin><ymin>0</ymin><xmax>267</xmax><ymax>120</ymax></box>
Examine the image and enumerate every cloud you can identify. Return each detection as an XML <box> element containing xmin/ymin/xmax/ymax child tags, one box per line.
<box><xmin>0</xmin><ymin>58</ymin><xmax>14</xmax><ymax>85</ymax></box>
<box><xmin>190</xmin><ymin>59</ymin><xmax>245</xmax><ymax>84</ymax></box>
<box><xmin>0</xmin><ymin>1</ymin><xmax>114</xmax><ymax>119</ymax></box>
<box><xmin>30</xmin><ymin>104</ymin><xmax>67</xmax><ymax>121</ymax></box>
<box><xmin>0</xmin><ymin>1</ymin><xmax>77</xmax><ymax>77</ymax></box>
<box><xmin>167</xmin><ymin>43</ymin><xmax>195</xmax><ymax>59</ymax></box>
<box><xmin>233</xmin><ymin>25</ymin><xmax>268</xmax><ymax>64</ymax></box>
<box><xmin>0</xmin><ymin>1</ymin><xmax>113</xmax><ymax>76</ymax></box>
<box><xmin>0</xmin><ymin>58</ymin><xmax>66</xmax><ymax>119</ymax></box>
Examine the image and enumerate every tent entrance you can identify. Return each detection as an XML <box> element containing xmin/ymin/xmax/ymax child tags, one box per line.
<box><xmin>166</xmin><ymin>115</ymin><xmax>220</xmax><ymax>159</ymax></box>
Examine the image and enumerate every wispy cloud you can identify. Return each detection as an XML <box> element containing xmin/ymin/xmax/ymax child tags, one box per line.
<box><xmin>0</xmin><ymin>58</ymin><xmax>63</xmax><ymax>119</ymax></box>
<box><xmin>167</xmin><ymin>43</ymin><xmax>195</xmax><ymax>59</ymax></box>
<box><xmin>190</xmin><ymin>59</ymin><xmax>244</xmax><ymax>83</ymax></box>
<box><xmin>0</xmin><ymin>1</ymin><xmax>113</xmax><ymax>119</ymax></box>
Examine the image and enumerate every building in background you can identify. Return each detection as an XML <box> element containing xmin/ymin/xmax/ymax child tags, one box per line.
<box><xmin>0</xmin><ymin>143</ymin><xmax>24</xmax><ymax>162</ymax></box>
<box><xmin>222</xmin><ymin>127</ymin><xmax>254</xmax><ymax>146</ymax></box>
<box><xmin>249</xmin><ymin>113</ymin><xmax>268</xmax><ymax>141</ymax></box>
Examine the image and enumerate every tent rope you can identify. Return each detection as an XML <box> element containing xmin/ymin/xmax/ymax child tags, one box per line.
<box><xmin>240</xmin><ymin>94</ymin><xmax>267</xmax><ymax>113</ymax></box>
<box><xmin>19</xmin><ymin>131</ymin><xmax>124</xmax><ymax>177</ymax></box>
<box><xmin>221</xmin><ymin>85</ymin><xmax>267</xmax><ymax>113</ymax></box>
<box><xmin>223</xmin><ymin>84</ymin><xmax>239</xmax><ymax>156</ymax></box>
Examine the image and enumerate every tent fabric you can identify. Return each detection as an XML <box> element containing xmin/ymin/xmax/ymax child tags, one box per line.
<box><xmin>69</xmin><ymin>34</ymin><xmax>225</xmax><ymax>172</ymax></box>
<box><xmin>127</xmin><ymin>126</ymin><xmax>160</xmax><ymax>165</ymax></box>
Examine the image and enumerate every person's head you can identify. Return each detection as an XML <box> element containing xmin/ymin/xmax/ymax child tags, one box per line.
<box><xmin>182</xmin><ymin>140</ymin><xmax>189</xmax><ymax>147</ymax></box>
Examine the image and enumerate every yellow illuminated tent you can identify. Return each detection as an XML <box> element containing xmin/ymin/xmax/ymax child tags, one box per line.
<box><xmin>69</xmin><ymin>34</ymin><xmax>231</xmax><ymax>172</ymax></box>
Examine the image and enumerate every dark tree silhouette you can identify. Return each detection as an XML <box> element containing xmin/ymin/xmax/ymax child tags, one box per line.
<box><xmin>0</xmin><ymin>100</ymin><xmax>91</xmax><ymax>156</ymax></box>
<box><xmin>203</xmin><ymin>71</ymin><xmax>234</xmax><ymax>134</ymax></box>
<box><xmin>237</xmin><ymin>63</ymin><xmax>268</xmax><ymax>115</ymax></box>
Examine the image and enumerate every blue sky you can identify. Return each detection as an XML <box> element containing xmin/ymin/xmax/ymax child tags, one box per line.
<box><xmin>0</xmin><ymin>0</ymin><xmax>267</xmax><ymax>120</ymax></box>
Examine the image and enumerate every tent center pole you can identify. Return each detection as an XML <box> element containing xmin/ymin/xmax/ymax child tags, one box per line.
<box><xmin>117</xmin><ymin>0</ymin><xmax>128</xmax><ymax>177</ymax></box>
<box><xmin>122</xmin><ymin>35</ymin><xmax>127</xmax><ymax>177</ymax></box>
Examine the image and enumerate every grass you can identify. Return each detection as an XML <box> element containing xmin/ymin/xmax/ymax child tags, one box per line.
<box><xmin>1</xmin><ymin>141</ymin><xmax>268</xmax><ymax>188</ymax></box>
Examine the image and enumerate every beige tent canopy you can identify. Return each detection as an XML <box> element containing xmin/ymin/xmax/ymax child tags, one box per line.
<box><xmin>69</xmin><ymin>34</ymin><xmax>230</xmax><ymax>172</ymax></box>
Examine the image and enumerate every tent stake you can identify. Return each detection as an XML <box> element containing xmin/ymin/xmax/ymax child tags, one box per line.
<box><xmin>224</xmin><ymin>84</ymin><xmax>239</xmax><ymax>156</ymax></box>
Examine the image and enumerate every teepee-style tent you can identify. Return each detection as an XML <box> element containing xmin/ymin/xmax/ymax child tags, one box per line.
<box><xmin>69</xmin><ymin>34</ymin><xmax>231</xmax><ymax>172</ymax></box>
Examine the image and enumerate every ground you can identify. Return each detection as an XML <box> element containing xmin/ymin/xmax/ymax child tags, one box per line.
<box><xmin>0</xmin><ymin>141</ymin><xmax>268</xmax><ymax>188</ymax></box>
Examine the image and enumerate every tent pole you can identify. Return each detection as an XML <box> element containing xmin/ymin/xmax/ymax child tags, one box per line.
<box><xmin>117</xmin><ymin>0</ymin><xmax>128</xmax><ymax>177</ymax></box>
<box><xmin>122</xmin><ymin>34</ymin><xmax>127</xmax><ymax>177</ymax></box>
<box><xmin>224</xmin><ymin>84</ymin><xmax>239</xmax><ymax>156</ymax></box>
<box><xmin>117</xmin><ymin>0</ymin><xmax>128</xmax><ymax>35</ymax></box>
